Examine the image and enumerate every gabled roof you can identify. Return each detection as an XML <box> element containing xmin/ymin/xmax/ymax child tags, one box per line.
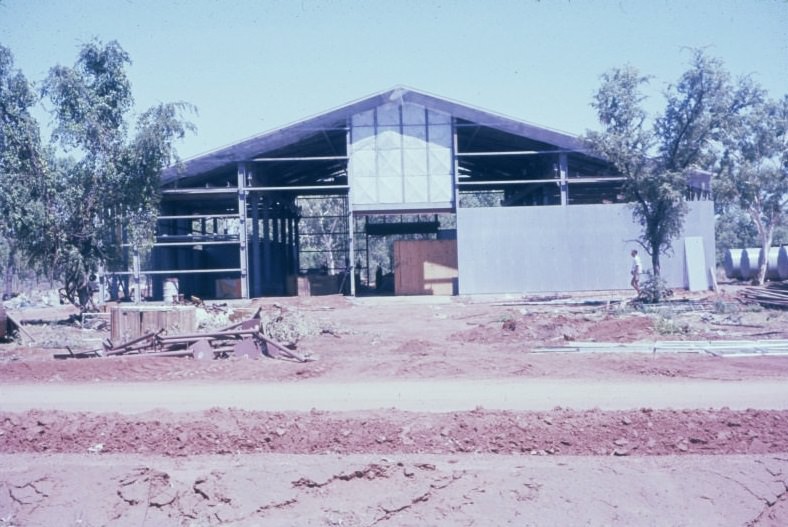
<box><xmin>162</xmin><ymin>86</ymin><xmax>587</xmax><ymax>186</ymax></box>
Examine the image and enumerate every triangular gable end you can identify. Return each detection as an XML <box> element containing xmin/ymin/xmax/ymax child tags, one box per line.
<box><xmin>349</xmin><ymin>101</ymin><xmax>454</xmax><ymax>211</ymax></box>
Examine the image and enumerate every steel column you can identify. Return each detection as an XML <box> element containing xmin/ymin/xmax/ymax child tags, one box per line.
<box><xmin>237</xmin><ymin>163</ymin><xmax>249</xmax><ymax>299</ymax></box>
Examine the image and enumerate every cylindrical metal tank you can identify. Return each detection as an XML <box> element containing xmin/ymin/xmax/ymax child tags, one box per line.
<box><xmin>0</xmin><ymin>304</ymin><xmax>6</xmax><ymax>340</ymax></box>
<box><xmin>739</xmin><ymin>248</ymin><xmax>762</xmax><ymax>280</ymax></box>
<box><xmin>723</xmin><ymin>249</ymin><xmax>742</xmax><ymax>279</ymax></box>
<box><xmin>763</xmin><ymin>247</ymin><xmax>782</xmax><ymax>281</ymax></box>
<box><xmin>778</xmin><ymin>246</ymin><xmax>788</xmax><ymax>280</ymax></box>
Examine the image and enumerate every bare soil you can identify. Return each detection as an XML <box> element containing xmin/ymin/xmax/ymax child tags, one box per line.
<box><xmin>2</xmin><ymin>287</ymin><xmax>788</xmax><ymax>525</ymax></box>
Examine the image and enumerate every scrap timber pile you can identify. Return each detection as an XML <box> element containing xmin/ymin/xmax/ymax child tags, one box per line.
<box><xmin>53</xmin><ymin>309</ymin><xmax>309</xmax><ymax>363</ymax></box>
<box><xmin>740</xmin><ymin>282</ymin><xmax>788</xmax><ymax>309</ymax></box>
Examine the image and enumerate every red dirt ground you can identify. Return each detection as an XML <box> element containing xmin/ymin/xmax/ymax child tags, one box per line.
<box><xmin>2</xmin><ymin>289</ymin><xmax>788</xmax><ymax>525</ymax></box>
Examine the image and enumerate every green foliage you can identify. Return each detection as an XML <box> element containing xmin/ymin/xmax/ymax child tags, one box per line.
<box><xmin>637</xmin><ymin>272</ymin><xmax>673</xmax><ymax>304</ymax></box>
<box><xmin>715</xmin><ymin>94</ymin><xmax>788</xmax><ymax>284</ymax></box>
<box><xmin>0</xmin><ymin>44</ymin><xmax>47</xmax><ymax>293</ymax></box>
<box><xmin>585</xmin><ymin>51</ymin><xmax>760</xmax><ymax>278</ymax></box>
<box><xmin>1</xmin><ymin>40</ymin><xmax>194</xmax><ymax>309</ymax></box>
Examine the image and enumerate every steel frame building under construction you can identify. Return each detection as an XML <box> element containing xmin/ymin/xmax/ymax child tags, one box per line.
<box><xmin>136</xmin><ymin>87</ymin><xmax>714</xmax><ymax>300</ymax></box>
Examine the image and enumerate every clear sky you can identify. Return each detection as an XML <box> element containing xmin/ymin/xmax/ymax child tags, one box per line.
<box><xmin>1</xmin><ymin>0</ymin><xmax>786</xmax><ymax>160</ymax></box>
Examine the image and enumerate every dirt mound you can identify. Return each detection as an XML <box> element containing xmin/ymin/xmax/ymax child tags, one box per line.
<box><xmin>450</xmin><ymin>313</ymin><xmax>656</xmax><ymax>345</ymax></box>
<box><xmin>2</xmin><ymin>408</ymin><xmax>786</xmax><ymax>457</ymax></box>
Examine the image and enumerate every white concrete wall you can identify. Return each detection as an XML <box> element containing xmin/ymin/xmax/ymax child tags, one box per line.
<box><xmin>456</xmin><ymin>201</ymin><xmax>715</xmax><ymax>294</ymax></box>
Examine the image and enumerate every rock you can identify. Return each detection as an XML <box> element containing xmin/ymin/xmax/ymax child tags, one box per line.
<box><xmin>613</xmin><ymin>438</ymin><xmax>629</xmax><ymax>447</ymax></box>
<box><xmin>621</xmin><ymin>416</ymin><xmax>632</xmax><ymax>425</ymax></box>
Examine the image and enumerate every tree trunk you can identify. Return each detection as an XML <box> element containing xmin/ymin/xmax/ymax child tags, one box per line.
<box><xmin>755</xmin><ymin>227</ymin><xmax>774</xmax><ymax>286</ymax></box>
<box><xmin>650</xmin><ymin>249</ymin><xmax>661</xmax><ymax>279</ymax></box>
<box><xmin>3</xmin><ymin>247</ymin><xmax>15</xmax><ymax>299</ymax></box>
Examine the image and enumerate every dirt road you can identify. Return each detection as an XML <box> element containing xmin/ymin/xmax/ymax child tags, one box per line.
<box><xmin>3</xmin><ymin>378</ymin><xmax>788</xmax><ymax>413</ymax></box>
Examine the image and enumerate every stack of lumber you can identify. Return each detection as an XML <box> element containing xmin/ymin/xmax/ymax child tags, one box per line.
<box><xmin>740</xmin><ymin>283</ymin><xmax>788</xmax><ymax>309</ymax></box>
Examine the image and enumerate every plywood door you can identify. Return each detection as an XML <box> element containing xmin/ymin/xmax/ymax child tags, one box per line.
<box><xmin>394</xmin><ymin>239</ymin><xmax>458</xmax><ymax>295</ymax></box>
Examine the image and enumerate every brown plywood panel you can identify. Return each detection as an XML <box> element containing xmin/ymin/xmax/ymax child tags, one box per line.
<box><xmin>111</xmin><ymin>305</ymin><xmax>196</xmax><ymax>343</ymax></box>
<box><xmin>394</xmin><ymin>239</ymin><xmax>458</xmax><ymax>295</ymax></box>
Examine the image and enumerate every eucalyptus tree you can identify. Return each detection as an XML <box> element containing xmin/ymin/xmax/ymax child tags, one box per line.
<box><xmin>0</xmin><ymin>44</ymin><xmax>47</xmax><ymax>297</ymax></box>
<box><xmin>585</xmin><ymin>51</ymin><xmax>759</xmax><ymax>295</ymax></box>
<box><xmin>41</xmin><ymin>40</ymin><xmax>194</xmax><ymax>307</ymax></box>
<box><xmin>716</xmin><ymin>95</ymin><xmax>788</xmax><ymax>284</ymax></box>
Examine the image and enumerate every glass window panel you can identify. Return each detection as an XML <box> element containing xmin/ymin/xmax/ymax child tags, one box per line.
<box><xmin>427</xmin><ymin>109</ymin><xmax>451</xmax><ymax>125</ymax></box>
<box><xmin>351</xmin><ymin>126</ymin><xmax>375</xmax><ymax>150</ymax></box>
<box><xmin>428</xmin><ymin>124</ymin><xmax>452</xmax><ymax>147</ymax></box>
<box><xmin>376</xmin><ymin>103</ymin><xmax>401</xmax><ymax>126</ymax></box>
<box><xmin>352</xmin><ymin>110</ymin><xmax>375</xmax><ymax>127</ymax></box>
<box><xmin>402</xmin><ymin>125</ymin><xmax>427</xmax><ymax>148</ymax></box>
<box><xmin>376</xmin><ymin>127</ymin><xmax>402</xmax><ymax>150</ymax></box>
<box><xmin>402</xmin><ymin>103</ymin><xmax>427</xmax><ymax>125</ymax></box>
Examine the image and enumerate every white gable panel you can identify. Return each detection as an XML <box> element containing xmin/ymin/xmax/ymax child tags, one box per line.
<box><xmin>403</xmin><ymin>148</ymin><xmax>428</xmax><ymax>176</ymax></box>
<box><xmin>353</xmin><ymin>176</ymin><xmax>377</xmax><ymax>204</ymax></box>
<box><xmin>378</xmin><ymin>177</ymin><xmax>403</xmax><ymax>203</ymax></box>
<box><xmin>349</xmin><ymin>101</ymin><xmax>453</xmax><ymax>210</ymax></box>
<box><xmin>378</xmin><ymin>149</ymin><xmax>402</xmax><ymax>177</ymax></box>
<box><xmin>429</xmin><ymin>175</ymin><xmax>453</xmax><ymax>202</ymax></box>
<box><xmin>350</xmin><ymin>150</ymin><xmax>376</xmax><ymax>178</ymax></box>
<box><xmin>429</xmin><ymin>148</ymin><xmax>452</xmax><ymax>175</ymax></box>
<box><xmin>404</xmin><ymin>176</ymin><xmax>429</xmax><ymax>203</ymax></box>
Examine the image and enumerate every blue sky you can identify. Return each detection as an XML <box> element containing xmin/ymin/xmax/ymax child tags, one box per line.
<box><xmin>1</xmin><ymin>0</ymin><xmax>786</xmax><ymax>160</ymax></box>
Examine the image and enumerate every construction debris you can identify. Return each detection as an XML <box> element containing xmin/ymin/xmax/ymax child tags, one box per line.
<box><xmin>533</xmin><ymin>339</ymin><xmax>788</xmax><ymax>357</ymax></box>
<box><xmin>53</xmin><ymin>309</ymin><xmax>311</xmax><ymax>362</ymax></box>
<box><xmin>740</xmin><ymin>283</ymin><xmax>788</xmax><ymax>309</ymax></box>
<box><xmin>1</xmin><ymin>309</ymin><xmax>36</xmax><ymax>343</ymax></box>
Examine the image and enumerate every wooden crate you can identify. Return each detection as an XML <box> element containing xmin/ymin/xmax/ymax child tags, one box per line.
<box><xmin>393</xmin><ymin>239</ymin><xmax>458</xmax><ymax>296</ymax></box>
<box><xmin>110</xmin><ymin>305</ymin><xmax>196</xmax><ymax>343</ymax></box>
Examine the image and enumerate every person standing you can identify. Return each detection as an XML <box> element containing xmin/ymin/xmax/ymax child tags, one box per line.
<box><xmin>630</xmin><ymin>249</ymin><xmax>642</xmax><ymax>294</ymax></box>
